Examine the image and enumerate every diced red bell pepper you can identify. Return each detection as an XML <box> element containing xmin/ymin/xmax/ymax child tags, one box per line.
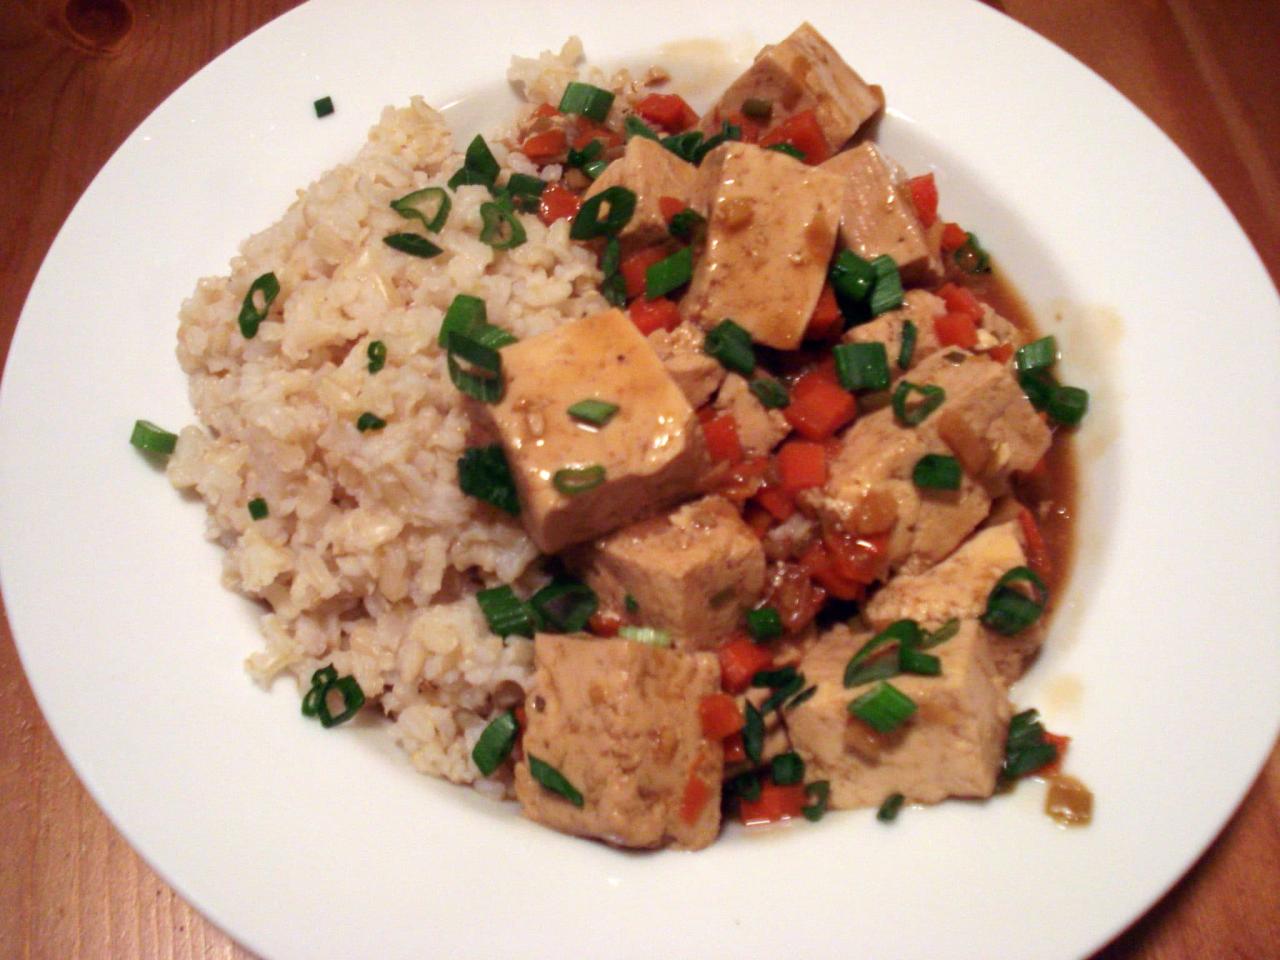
<box><xmin>628</xmin><ymin>296</ymin><xmax>682</xmax><ymax>335</ymax></box>
<box><xmin>934</xmin><ymin>311</ymin><xmax>979</xmax><ymax>349</ymax></box>
<box><xmin>680</xmin><ymin>768</ymin><xmax>713</xmax><ymax>825</ymax></box>
<box><xmin>699</xmin><ymin>693</ymin><xmax>745</xmax><ymax>739</ymax></box>
<box><xmin>636</xmin><ymin>93</ymin><xmax>699</xmax><ymax>133</ymax></box>
<box><xmin>620</xmin><ymin>246</ymin><xmax>668</xmax><ymax>300</ymax></box>
<box><xmin>784</xmin><ymin>370</ymin><xmax>857</xmax><ymax>441</ymax></box>
<box><xmin>805</xmin><ymin>282</ymin><xmax>843</xmax><ymax>341</ymax></box>
<box><xmin>987</xmin><ymin>342</ymin><xmax>1014</xmax><ymax>364</ymax></box>
<box><xmin>799</xmin><ymin>542</ymin><xmax>865</xmax><ymax>602</ymax></box>
<box><xmin>538</xmin><ymin>182</ymin><xmax>581</xmax><ymax>225</ymax></box>
<box><xmin>907</xmin><ymin>173</ymin><xmax>939</xmax><ymax>228</ymax></box>
<box><xmin>723</xmin><ymin>732</ymin><xmax>746</xmax><ymax>764</ymax></box>
<box><xmin>718</xmin><ymin>634</ymin><xmax>773</xmax><ymax>694</ymax></box>
<box><xmin>938</xmin><ymin>282</ymin><xmax>984</xmax><ymax>321</ymax></box>
<box><xmin>724</xmin><ymin>111</ymin><xmax>764</xmax><ymax>145</ymax></box>
<box><xmin>702</xmin><ymin>413</ymin><xmax>744</xmax><ymax>464</ymax></box>
<box><xmin>531</xmin><ymin>103</ymin><xmax>560</xmax><ymax>120</ymax></box>
<box><xmin>776</xmin><ymin>441</ymin><xmax>828</xmax><ymax>494</ymax></box>
<box><xmin>940</xmin><ymin>222</ymin><xmax>969</xmax><ymax>252</ymax></box>
<box><xmin>1018</xmin><ymin>505</ymin><xmax>1052</xmax><ymax>576</ymax></box>
<box><xmin>520</xmin><ymin>128</ymin><xmax>567</xmax><ymax>162</ymax></box>
<box><xmin>754</xmin><ymin>486</ymin><xmax>796</xmax><ymax>522</ymax></box>
<box><xmin>588</xmin><ymin>612</ymin><xmax>622</xmax><ymax>637</ymax></box>
<box><xmin>759</xmin><ymin>109</ymin><xmax>830</xmax><ymax>164</ymax></box>
<box><xmin>739</xmin><ymin>782</ymin><xmax>808</xmax><ymax>824</ymax></box>
<box><xmin>824</xmin><ymin>528</ymin><xmax>888</xmax><ymax>586</ymax></box>
<box><xmin>658</xmin><ymin>195</ymin><xmax>686</xmax><ymax>223</ymax></box>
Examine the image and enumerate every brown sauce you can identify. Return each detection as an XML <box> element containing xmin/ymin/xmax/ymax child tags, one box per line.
<box><xmin>1045</xmin><ymin>774</ymin><xmax>1094</xmax><ymax>826</ymax></box>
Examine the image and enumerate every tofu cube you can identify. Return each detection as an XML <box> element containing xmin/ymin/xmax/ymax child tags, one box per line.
<box><xmin>787</xmin><ymin>620</ymin><xmax>1012</xmax><ymax>808</ymax></box>
<box><xmin>582</xmin><ymin>136</ymin><xmax>697</xmax><ymax>248</ymax></box>
<box><xmin>478</xmin><ymin>308</ymin><xmax>709</xmax><ymax>554</ymax></box>
<box><xmin>514</xmin><ymin>634</ymin><xmax>723</xmax><ymax>849</ymax></box>
<box><xmin>570</xmin><ymin>495</ymin><xmax>766</xmax><ymax>650</ymax></box>
<box><xmin>647</xmin><ymin>321</ymin><xmax>726</xmax><ymax>408</ymax></box>
<box><xmin>681</xmin><ymin>143</ymin><xmax>841</xmax><ymax>349</ymax></box>
<box><xmin>842</xmin><ymin>289</ymin><xmax>946</xmax><ymax>375</ymax></box>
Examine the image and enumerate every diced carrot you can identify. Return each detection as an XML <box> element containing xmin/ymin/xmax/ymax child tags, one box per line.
<box><xmin>658</xmin><ymin>195</ymin><xmax>686</xmax><ymax>223</ymax></box>
<box><xmin>520</xmin><ymin>128</ymin><xmax>567</xmax><ymax>162</ymax></box>
<box><xmin>680</xmin><ymin>766</ymin><xmax>713</xmax><ymax>825</ymax></box>
<box><xmin>718</xmin><ymin>634</ymin><xmax>774</xmax><ymax>694</ymax></box>
<box><xmin>572</xmin><ymin>119</ymin><xmax>622</xmax><ymax>151</ymax></box>
<box><xmin>739</xmin><ymin>782</ymin><xmax>807</xmax><ymax>825</ymax></box>
<box><xmin>776</xmin><ymin>441</ymin><xmax>828</xmax><ymax>494</ymax></box>
<box><xmin>702</xmin><ymin>413</ymin><xmax>744</xmax><ymax>464</ymax></box>
<box><xmin>532</xmin><ymin>103</ymin><xmax>560</xmax><ymax>120</ymax></box>
<box><xmin>784</xmin><ymin>370</ymin><xmax>857</xmax><ymax>441</ymax></box>
<box><xmin>699</xmin><ymin>693</ymin><xmax>745</xmax><ymax>739</ymax></box>
<box><xmin>1041</xmin><ymin>732</ymin><xmax>1071</xmax><ymax>775</ymax></box>
<box><xmin>588</xmin><ymin>612</ymin><xmax>622</xmax><ymax>637</ymax></box>
<box><xmin>759</xmin><ymin>109</ymin><xmax>830</xmax><ymax>164</ymax></box>
<box><xmin>824</xmin><ymin>528</ymin><xmax>888</xmax><ymax>586</ymax></box>
<box><xmin>628</xmin><ymin>296</ymin><xmax>682</xmax><ymax>335</ymax></box>
<box><xmin>538</xmin><ymin>182</ymin><xmax>581</xmax><ymax>225</ymax></box>
<box><xmin>798</xmin><ymin>542</ymin><xmax>864</xmax><ymax>602</ymax></box>
<box><xmin>988</xmin><ymin>342</ymin><xmax>1015</xmax><ymax>364</ymax></box>
<box><xmin>620</xmin><ymin>246</ymin><xmax>669</xmax><ymax>300</ymax></box>
<box><xmin>723</xmin><ymin>732</ymin><xmax>746</xmax><ymax>764</ymax></box>
<box><xmin>1018</xmin><ymin>505</ymin><xmax>1052</xmax><ymax>576</ymax></box>
<box><xmin>907</xmin><ymin>173</ymin><xmax>939</xmax><ymax>228</ymax></box>
<box><xmin>754</xmin><ymin>486</ymin><xmax>796</xmax><ymax>521</ymax></box>
<box><xmin>636</xmin><ymin>93</ymin><xmax>699</xmax><ymax>133</ymax></box>
<box><xmin>725</xmin><ymin>111</ymin><xmax>764</xmax><ymax>145</ymax></box>
<box><xmin>940</xmin><ymin>222</ymin><xmax>968</xmax><ymax>252</ymax></box>
<box><xmin>805</xmin><ymin>282</ymin><xmax>843</xmax><ymax>341</ymax></box>
<box><xmin>765</xmin><ymin>562</ymin><xmax>827</xmax><ymax>634</ymax></box>
<box><xmin>715</xmin><ymin>455</ymin><xmax>771</xmax><ymax>502</ymax></box>
<box><xmin>938</xmin><ymin>282</ymin><xmax>984</xmax><ymax>321</ymax></box>
<box><xmin>934</xmin><ymin>311</ymin><xmax>979</xmax><ymax>349</ymax></box>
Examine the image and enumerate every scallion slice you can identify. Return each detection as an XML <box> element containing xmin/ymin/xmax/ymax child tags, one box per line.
<box><xmin>982</xmin><ymin>566</ymin><xmax>1049</xmax><ymax>635</ymax></box>
<box><xmin>567</xmin><ymin>139</ymin><xmax>604</xmax><ymax>170</ymax></box>
<box><xmin>438</xmin><ymin>294</ymin><xmax>487</xmax><ymax>347</ymax></box>
<box><xmin>766</xmin><ymin>143</ymin><xmax>806</xmax><ymax>161</ymax></box>
<box><xmin>898</xmin><ymin>645</ymin><xmax>941</xmax><ymax>676</ymax></box>
<box><xmin>954</xmin><ymin>232</ymin><xmax>992</xmax><ymax>274</ymax></box>
<box><xmin>300</xmin><ymin>666</ymin><xmax>337</xmax><ymax>717</ymax></box>
<box><xmin>1048</xmin><ymin>384</ymin><xmax>1089</xmax><ymax>427</ymax></box>
<box><xmin>743</xmin><ymin>702</ymin><xmax>764</xmax><ymax>763</ymax></box>
<box><xmin>727</xmin><ymin>770</ymin><xmax>763</xmax><ymax>804</ymax></box>
<box><xmin>920</xmin><ymin>618</ymin><xmax>960</xmax><ymax>649</ymax></box>
<box><xmin>829</xmin><ymin>250</ymin><xmax>875</xmax><ymax>303</ymax></box>
<box><xmin>771</xmin><ymin>752</ymin><xmax>805</xmax><ymax>786</ymax></box>
<box><xmin>668</xmin><ymin>207</ymin><xmax>706</xmax><ymax>243</ymax></box>
<box><xmin>912</xmin><ymin>453</ymin><xmax>962</xmax><ymax>491</ymax></box>
<box><xmin>472</xmin><ymin>711</ymin><xmax>519</xmax><ymax>776</ymax></box>
<box><xmin>504</xmin><ymin>173</ymin><xmax>546</xmax><ymax>213</ymax></box>
<box><xmin>383</xmin><ymin>232</ymin><xmax>443</xmax><ymax>259</ymax></box>
<box><xmin>787</xmin><ymin>685</ymin><xmax>817</xmax><ymax>710</ymax></box>
<box><xmin>868</xmin><ymin>255</ymin><xmax>905</xmax><ymax>315</ymax></box>
<box><xmin>1015</xmin><ymin>336</ymin><xmax>1057</xmax><ymax>374</ymax></box>
<box><xmin>624</xmin><ymin>593</ymin><xmax>639</xmax><ymax>614</ymax></box>
<box><xmin>661</xmin><ymin>130</ymin><xmax>704</xmax><ymax>163</ymax></box>
<box><xmin>237</xmin><ymin>271</ymin><xmax>280</xmax><ymax>339</ymax></box>
<box><xmin>366</xmin><ymin>340</ymin><xmax>387</xmax><ymax>373</ymax></box>
<box><xmin>749</xmin><ymin>377</ymin><xmax>790</xmax><ymax>409</ymax></box>
<box><xmin>645</xmin><ymin>246</ymin><xmax>693</xmax><ymax>300</ymax></box>
<box><xmin>892</xmin><ymin>381</ymin><xmax>946</xmax><ymax>426</ymax></box>
<box><xmin>529</xmin><ymin>579</ymin><xmax>598</xmax><ymax>633</ymax></box>
<box><xmin>356</xmin><ymin>412</ymin><xmax>386</xmax><ymax>432</ymax></box>
<box><xmin>527</xmin><ymin>754</ymin><xmax>585</xmax><ymax>807</ymax></box>
<box><xmin>802</xmin><ymin>780</ymin><xmax>830</xmax><ymax>822</ymax></box>
<box><xmin>834</xmin><ymin>341</ymin><xmax>890</xmax><ymax>392</ymax></box>
<box><xmin>746</xmin><ymin>606</ymin><xmax>783</xmax><ymax>642</ymax></box>
<box><xmin>618</xmin><ymin>625</ymin><xmax>672</xmax><ymax>647</ymax></box>
<box><xmin>899</xmin><ymin>319</ymin><xmax>918</xmax><ymax>369</ymax></box>
<box><xmin>445</xmin><ymin>330</ymin><xmax>504</xmax><ymax>403</ymax></box>
<box><xmin>567</xmin><ymin>399</ymin><xmax>619</xmax><ymax>426</ymax></box>
<box><xmin>600</xmin><ymin>236</ymin><xmax>621</xmax><ymax>277</ymax></box>
<box><xmin>552</xmin><ymin>464</ymin><xmax>605</xmax><ymax>495</ymax></box>
<box><xmin>703</xmin><ymin>319</ymin><xmax>755</xmax><ymax>375</ymax></box>
<box><xmin>457</xmin><ymin>444</ymin><xmax>520</xmax><ymax>515</ymax></box>
<box><xmin>129</xmin><ymin>419</ymin><xmax>178</xmax><ymax>454</ymax></box>
<box><xmin>313</xmin><ymin>674</ymin><xmax>365</xmax><ymax>728</ymax></box>
<box><xmin>624</xmin><ymin>115</ymin><xmax>660</xmax><ymax>141</ymax></box>
<box><xmin>583</xmin><ymin>158</ymin><xmax>609</xmax><ymax>180</ymax></box>
<box><xmin>448</xmin><ymin>134</ymin><xmax>501</xmax><ymax>190</ymax></box>
<box><xmin>476</xmin><ymin>585</ymin><xmax>535</xmax><ymax>639</ymax></box>
<box><xmin>760</xmin><ymin>673</ymin><xmax>805</xmax><ymax>714</ymax></box>
<box><xmin>843</xmin><ymin>654</ymin><xmax>901</xmax><ymax>688</ymax></box>
<box><xmin>876</xmin><ymin>792</ymin><xmax>905</xmax><ymax>822</ymax></box>
<box><xmin>752</xmin><ymin>665</ymin><xmax>799</xmax><ymax>689</ymax></box>
<box><xmin>1019</xmin><ymin>369</ymin><xmax>1055</xmax><ymax>410</ymax></box>
<box><xmin>479</xmin><ymin>202</ymin><xmax>527</xmax><ymax>250</ymax></box>
<box><xmin>313</xmin><ymin>96</ymin><xmax>334</xmax><ymax>118</ymax></box>
<box><xmin>390</xmin><ymin>186</ymin><xmax>451</xmax><ymax>233</ymax></box>
<box><xmin>570</xmin><ymin>186</ymin><xmax>637</xmax><ymax>240</ymax></box>
<box><xmin>1001</xmin><ymin>708</ymin><xmax>1060</xmax><ymax>780</ymax></box>
<box><xmin>693</xmin><ymin>121</ymin><xmax>741</xmax><ymax>164</ymax></box>
<box><xmin>844</xmin><ymin>619</ymin><xmax>921</xmax><ymax>686</ymax></box>
<box><xmin>848</xmin><ymin>680</ymin><xmax>917</xmax><ymax>733</ymax></box>
<box><xmin>741</xmin><ymin>97</ymin><xmax>773</xmax><ymax>121</ymax></box>
<box><xmin>558</xmin><ymin>81</ymin><xmax>614</xmax><ymax>122</ymax></box>
<box><xmin>247</xmin><ymin>497</ymin><xmax>268</xmax><ymax>520</ymax></box>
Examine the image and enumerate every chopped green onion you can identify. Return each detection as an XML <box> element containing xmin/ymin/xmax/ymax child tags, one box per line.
<box><xmin>457</xmin><ymin>444</ymin><xmax>520</xmax><ymax>515</ymax></box>
<box><xmin>727</xmin><ymin>770</ymin><xmax>763</xmax><ymax>804</ymax></box>
<box><xmin>448</xmin><ymin>134</ymin><xmax>501</xmax><ymax>189</ymax></box>
<box><xmin>529</xmin><ymin>579</ymin><xmax>598</xmax><ymax>633</ymax></box>
<box><xmin>624</xmin><ymin>593</ymin><xmax>639</xmax><ymax>613</ymax></box>
<box><xmin>356</xmin><ymin>412</ymin><xmax>386</xmax><ymax>432</ymax></box>
<box><xmin>849</xmin><ymin>680</ymin><xmax>917</xmax><ymax>733</ymax></box>
<box><xmin>445</xmin><ymin>330</ymin><xmax>504</xmax><ymax>403</ymax></box>
<box><xmin>247</xmin><ymin>497</ymin><xmax>268</xmax><ymax>520</ymax></box>
<box><xmin>472</xmin><ymin>711</ymin><xmax>519</xmax><ymax>776</ymax></box>
<box><xmin>752</xmin><ymin>665</ymin><xmax>799</xmax><ymax>689</ymax></box>
<box><xmin>912</xmin><ymin>453</ymin><xmax>962</xmax><ymax>491</ymax></box>
<box><xmin>314</xmin><ymin>675</ymin><xmax>365</xmax><ymax>728</ymax></box>
<box><xmin>920</xmin><ymin>618</ymin><xmax>960</xmax><ymax>649</ymax></box>
<box><xmin>479</xmin><ymin>202</ymin><xmax>527</xmax><ymax>250</ymax></box>
<box><xmin>645</xmin><ymin>246</ymin><xmax>693</xmax><ymax>299</ymax></box>
<box><xmin>749</xmin><ymin>377</ymin><xmax>790</xmax><ymax>409</ymax></box>
<box><xmin>583</xmin><ymin>158</ymin><xmax>609</xmax><ymax>180</ymax></box>
<box><xmin>746</xmin><ymin>606</ymin><xmax>783</xmax><ymax>642</ymax></box>
<box><xmin>129</xmin><ymin>419</ymin><xmax>178</xmax><ymax>454</ymax></box>
<box><xmin>892</xmin><ymin>381</ymin><xmax>946</xmax><ymax>426</ymax></box>
<box><xmin>390</xmin><ymin>186</ymin><xmax>451</xmax><ymax>233</ymax></box>
<box><xmin>693</xmin><ymin>121</ymin><xmax>741</xmax><ymax>164</ymax></box>
<box><xmin>570</xmin><ymin>186</ymin><xmax>637</xmax><ymax>240</ymax></box>
<box><xmin>558</xmin><ymin>81</ymin><xmax>614</xmax><ymax>122</ymax></box>
<box><xmin>741</xmin><ymin>97</ymin><xmax>773</xmax><ymax>121</ymax></box>
<box><xmin>771</xmin><ymin>752</ymin><xmax>805</xmax><ymax>785</ymax></box>
<box><xmin>1019</xmin><ymin>369</ymin><xmax>1055</xmax><ymax>410</ymax></box>
<box><xmin>624</xmin><ymin>115</ymin><xmax>660</xmax><ymax>141</ymax></box>
<box><xmin>567</xmin><ymin>139</ymin><xmax>604</xmax><ymax>170</ymax></box>
<box><xmin>661</xmin><ymin>130</ymin><xmax>704</xmax><ymax>163</ymax></box>
<box><xmin>898</xmin><ymin>646</ymin><xmax>941</xmax><ymax>676</ymax></box>
<box><xmin>310</xmin><ymin>665</ymin><xmax>338</xmax><ymax>689</ymax></box>
<box><xmin>1001</xmin><ymin>708</ymin><xmax>1059</xmax><ymax>780</ymax></box>
<box><xmin>552</xmin><ymin>464</ymin><xmax>605</xmax><ymax>495</ymax></box>
<box><xmin>760</xmin><ymin>673</ymin><xmax>805</xmax><ymax>714</ymax></box>
<box><xmin>834</xmin><ymin>341</ymin><xmax>890</xmax><ymax>392</ymax></box>
<box><xmin>876</xmin><ymin>792</ymin><xmax>905</xmax><ymax>822</ymax></box>
<box><xmin>743</xmin><ymin>702</ymin><xmax>764</xmax><ymax>763</ymax></box>
<box><xmin>618</xmin><ymin>625</ymin><xmax>672</xmax><ymax>647</ymax></box>
<box><xmin>313</xmin><ymin>96</ymin><xmax>334</xmax><ymax>118</ymax></box>
<box><xmin>504</xmin><ymin>173</ymin><xmax>546</xmax><ymax>213</ymax></box>
<box><xmin>476</xmin><ymin>585</ymin><xmax>535</xmax><ymax>639</ymax></box>
<box><xmin>868</xmin><ymin>255</ymin><xmax>905</xmax><ymax>315</ymax></box>
<box><xmin>899</xmin><ymin>319</ymin><xmax>918</xmax><ymax>369</ymax></box>
<box><xmin>843</xmin><ymin>654</ymin><xmax>902</xmax><ymax>688</ymax></box>
<box><xmin>527</xmin><ymin>754</ymin><xmax>585</xmax><ymax>807</ymax></box>
<box><xmin>766</xmin><ymin>143</ymin><xmax>806</xmax><ymax>161</ymax></box>
<box><xmin>366</xmin><ymin>340</ymin><xmax>387</xmax><ymax>373</ymax></box>
<box><xmin>829</xmin><ymin>250</ymin><xmax>874</xmax><ymax>303</ymax></box>
<box><xmin>954</xmin><ymin>232</ymin><xmax>992</xmax><ymax>274</ymax></box>
<box><xmin>787</xmin><ymin>685</ymin><xmax>817</xmax><ymax>710</ymax></box>
<box><xmin>982</xmin><ymin>566</ymin><xmax>1049</xmax><ymax>635</ymax></box>
<box><xmin>567</xmin><ymin>399</ymin><xmax>619</xmax><ymax>426</ymax></box>
<box><xmin>1048</xmin><ymin>384</ymin><xmax>1089</xmax><ymax>427</ymax></box>
<box><xmin>237</xmin><ymin>271</ymin><xmax>280</xmax><ymax>339</ymax></box>
<box><xmin>844</xmin><ymin>619</ymin><xmax>921</xmax><ymax>686</ymax></box>
<box><xmin>383</xmin><ymin>232</ymin><xmax>443</xmax><ymax>259</ymax></box>
<box><xmin>300</xmin><ymin>666</ymin><xmax>336</xmax><ymax>717</ymax></box>
<box><xmin>802</xmin><ymin>780</ymin><xmax>830</xmax><ymax>821</ymax></box>
<box><xmin>600</xmin><ymin>236</ymin><xmax>621</xmax><ymax>277</ymax></box>
<box><xmin>703</xmin><ymin>319</ymin><xmax>756</xmax><ymax>375</ymax></box>
<box><xmin>438</xmin><ymin>294</ymin><xmax>486</xmax><ymax>347</ymax></box>
<box><xmin>601</xmin><ymin>273</ymin><xmax>627</xmax><ymax>307</ymax></box>
<box><xmin>668</xmin><ymin>207</ymin><xmax>706</xmax><ymax>243</ymax></box>
<box><xmin>1015</xmin><ymin>336</ymin><xmax>1057</xmax><ymax>374</ymax></box>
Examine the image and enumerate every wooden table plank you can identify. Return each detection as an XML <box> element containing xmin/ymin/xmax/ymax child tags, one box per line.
<box><xmin>1</xmin><ymin>2</ymin><xmax>1276</xmax><ymax>957</ymax></box>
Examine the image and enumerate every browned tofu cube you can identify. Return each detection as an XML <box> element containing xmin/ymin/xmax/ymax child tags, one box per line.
<box><xmin>843</xmin><ymin>289</ymin><xmax>945</xmax><ymax>374</ymax></box>
<box><xmin>570</xmin><ymin>495</ymin><xmax>766</xmax><ymax>650</ymax></box>
<box><xmin>681</xmin><ymin>143</ymin><xmax>841</xmax><ymax>349</ymax></box>
<box><xmin>821</xmin><ymin>144</ymin><xmax>942</xmax><ymax>285</ymax></box>
<box><xmin>712</xmin><ymin>374</ymin><xmax>790</xmax><ymax>456</ymax></box>
<box><xmin>582</xmin><ymin>136</ymin><xmax>697</xmax><ymax>248</ymax></box>
<box><xmin>701</xmin><ymin>22</ymin><xmax>883</xmax><ymax>150</ymax></box>
<box><xmin>647</xmin><ymin>321</ymin><xmax>725</xmax><ymax>408</ymax></box>
<box><xmin>478</xmin><ymin>308</ymin><xmax>709</xmax><ymax>554</ymax></box>
<box><xmin>514</xmin><ymin>634</ymin><xmax>723</xmax><ymax>849</ymax></box>
<box><xmin>787</xmin><ymin>620</ymin><xmax>1012</xmax><ymax>809</ymax></box>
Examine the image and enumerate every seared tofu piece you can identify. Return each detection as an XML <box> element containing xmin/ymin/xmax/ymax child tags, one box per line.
<box><xmin>583</xmin><ymin>136</ymin><xmax>697</xmax><ymax>248</ymax></box>
<box><xmin>478</xmin><ymin>308</ymin><xmax>708</xmax><ymax>554</ymax></box>
<box><xmin>822</xmin><ymin>144</ymin><xmax>942</xmax><ymax>285</ymax></box>
<box><xmin>648</xmin><ymin>321</ymin><xmax>725</xmax><ymax>408</ymax></box>
<box><xmin>700</xmin><ymin>22</ymin><xmax>883</xmax><ymax>150</ymax></box>
<box><xmin>514</xmin><ymin>634</ymin><xmax>723</xmax><ymax>849</ymax></box>
<box><xmin>865</xmin><ymin>521</ymin><xmax>1042</xmax><ymax>684</ymax></box>
<box><xmin>714</xmin><ymin>373</ymin><xmax>790</xmax><ymax>456</ymax></box>
<box><xmin>843</xmin><ymin>290</ymin><xmax>946</xmax><ymax>374</ymax></box>
<box><xmin>570</xmin><ymin>496</ymin><xmax>765</xmax><ymax>650</ymax></box>
<box><xmin>788</xmin><ymin>620</ymin><xmax>1012</xmax><ymax>808</ymax></box>
<box><xmin>682</xmin><ymin>143</ymin><xmax>842</xmax><ymax>349</ymax></box>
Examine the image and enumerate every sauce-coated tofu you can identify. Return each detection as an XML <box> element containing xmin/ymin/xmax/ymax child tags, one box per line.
<box><xmin>514</xmin><ymin>634</ymin><xmax>723</xmax><ymax>849</ymax></box>
<box><xmin>478</xmin><ymin>309</ymin><xmax>708</xmax><ymax>554</ymax></box>
<box><xmin>681</xmin><ymin>143</ymin><xmax>841</xmax><ymax>349</ymax></box>
<box><xmin>582</xmin><ymin>136</ymin><xmax>697</xmax><ymax>248</ymax></box>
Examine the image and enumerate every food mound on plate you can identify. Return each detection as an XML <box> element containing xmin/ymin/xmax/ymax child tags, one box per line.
<box><xmin>160</xmin><ymin>23</ymin><xmax>1088</xmax><ymax>849</ymax></box>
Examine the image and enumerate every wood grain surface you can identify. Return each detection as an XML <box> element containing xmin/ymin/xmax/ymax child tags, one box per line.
<box><xmin>1</xmin><ymin>1</ymin><xmax>1277</xmax><ymax>957</ymax></box>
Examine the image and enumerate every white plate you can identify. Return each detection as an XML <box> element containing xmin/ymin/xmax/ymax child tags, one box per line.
<box><xmin>3</xmin><ymin>1</ymin><xmax>1277</xmax><ymax>958</ymax></box>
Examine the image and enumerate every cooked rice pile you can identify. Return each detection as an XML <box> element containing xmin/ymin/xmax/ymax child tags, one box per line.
<box><xmin>168</xmin><ymin>40</ymin><xmax>628</xmax><ymax>795</ymax></box>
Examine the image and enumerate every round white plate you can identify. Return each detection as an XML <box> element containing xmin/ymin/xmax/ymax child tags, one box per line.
<box><xmin>3</xmin><ymin>1</ymin><xmax>1277</xmax><ymax>958</ymax></box>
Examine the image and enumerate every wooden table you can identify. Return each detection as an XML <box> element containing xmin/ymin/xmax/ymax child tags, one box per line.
<box><xmin>1</xmin><ymin>1</ymin><xmax>1277</xmax><ymax>956</ymax></box>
